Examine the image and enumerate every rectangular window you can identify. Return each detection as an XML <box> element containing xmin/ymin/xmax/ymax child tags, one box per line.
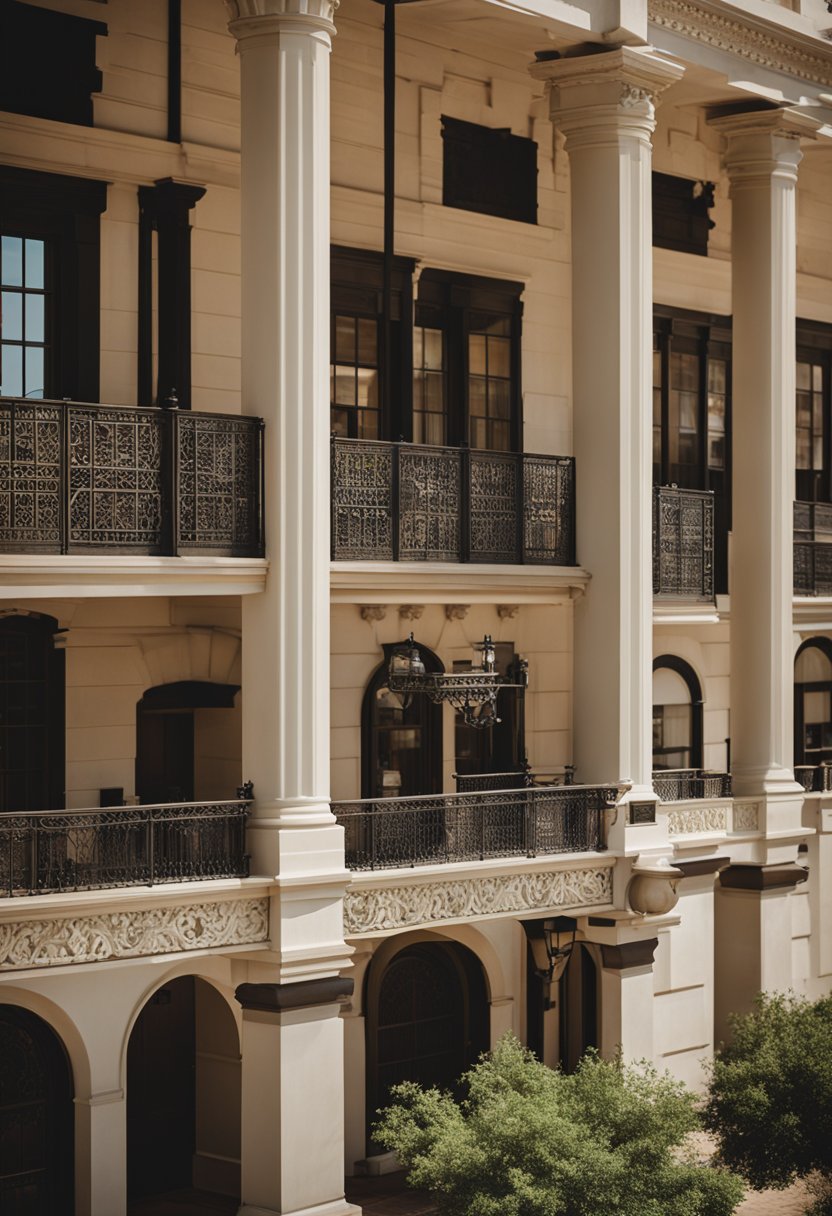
<box><xmin>331</xmin><ymin>313</ymin><xmax>380</xmax><ymax>439</ymax></box>
<box><xmin>707</xmin><ymin>358</ymin><xmax>727</xmax><ymax>471</ymax></box>
<box><xmin>0</xmin><ymin>235</ymin><xmax>49</xmax><ymax>399</ymax></box>
<box><xmin>0</xmin><ymin>2</ymin><xmax>107</xmax><ymax>128</ymax></box>
<box><xmin>652</xmin><ymin>172</ymin><xmax>715</xmax><ymax>257</ymax></box>
<box><xmin>468</xmin><ymin>312</ymin><xmax>512</xmax><ymax>452</ymax></box>
<box><xmin>442</xmin><ymin>116</ymin><xmax>537</xmax><ymax>225</ymax></box>
<box><xmin>669</xmin><ymin>351</ymin><xmax>700</xmax><ymax>485</ymax></box>
<box><xmin>413</xmin><ymin>326</ymin><xmax>446</xmax><ymax>445</ymax></box>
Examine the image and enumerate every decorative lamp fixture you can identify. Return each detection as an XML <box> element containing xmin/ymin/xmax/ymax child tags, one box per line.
<box><xmin>523</xmin><ymin>916</ymin><xmax>578</xmax><ymax>1010</ymax></box>
<box><xmin>386</xmin><ymin>634</ymin><xmax>528</xmax><ymax>729</ymax></box>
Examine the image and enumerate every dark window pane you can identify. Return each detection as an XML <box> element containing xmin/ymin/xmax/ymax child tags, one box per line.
<box><xmin>488</xmin><ymin>379</ymin><xmax>511</xmax><ymax>420</ymax></box>
<box><xmin>335</xmin><ymin>315</ymin><xmax>355</xmax><ymax>363</ymax></box>
<box><xmin>2</xmin><ymin>345</ymin><xmax>23</xmax><ymax>396</ymax></box>
<box><xmin>488</xmin><ymin>336</ymin><xmax>511</xmax><ymax>378</ymax></box>
<box><xmin>489</xmin><ymin>420</ymin><xmax>510</xmax><ymax>451</ymax></box>
<box><xmin>25</xmin><ymin>294</ymin><xmax>45</xmax><ymax>343</ymax></box>
<box><xmin>357</xmin><ymin>368</ymin><xmax>378</xmax><ymax>408</ymax></box>
<box><xmin>468</xmin><ymin>334</ymin><xmax>486</xmax><ymax>376</ymax></box>
<box><xmin>1</xmin><ymin>237</ymin><xmax>23</xmax><ymax>287</ymax></box>
<box><xmin>334</xmin><ymin>366</ymin><xmax>356</xmax><ymax>406</ymax></box>
<box><xmin>357</xmin><ymin>318</ymin><xmax>377</xmax><ymax>365</ymax></box>
<box><xmin>423</xmin><ymin>328</ymin><xmax>443</xmax><ymax>371</ymax></box>
<box><xmin>24</xmin><ymin>347</ymin><xmax>44</xmax><ymax>398</ymax></box>
<box><xmin>24</xmin><ymin>240</ymin><xmax>44</xmax><ymax>289</ymax></box>
<box><xmin>469</xmin><ymin>377</ymin><xmax>486</xmax><ymax>417</ymax></box>
<box><xmin>2</xmin><ymin>291</ymin><xmax>22</xmax><ymax>341</ymax></box>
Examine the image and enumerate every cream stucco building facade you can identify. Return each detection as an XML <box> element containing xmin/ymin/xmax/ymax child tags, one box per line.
<box><xmin>2</xmin><ymin>0</ymin><xmax>832</xmax><ymax>1213</ymax></box>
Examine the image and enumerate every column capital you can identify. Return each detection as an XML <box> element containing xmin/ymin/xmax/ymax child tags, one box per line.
<box><xmin>530</xmin><ymin>46</ymin><xmax>684</xmax><ymax>149</ymax></box>
<box><xmin>709</xmin><ymin>106</ymin><xmax>822</xmax><ymax>190</ymax></box>
<box><xmin>226</xmin><ymin>0</ymin><xmax>337</xmax><ymax>43</ymax></box>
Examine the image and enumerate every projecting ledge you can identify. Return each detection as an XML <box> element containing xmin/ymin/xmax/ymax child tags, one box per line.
<box><xmin>330</xmin><ymin>562</ymin><xmax>590</xmax><ymax>605</ymax></box>
<box><xmin>0</xmin><ymin>555</ymin><xmax>269</xmax><ymax>599</ymax></box>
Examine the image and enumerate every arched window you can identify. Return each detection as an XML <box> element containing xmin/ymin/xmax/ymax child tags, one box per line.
<box><xmin>136</xmin><ymin>680</ymin><xmax>241</xmax><ymax>804</ymax></box>
<box><xmin>361</xmin><ymin>642</ymin><xmax>443</xmax><ymax>799</ymax></box>
<box><xmin>0</xmin><ymin>1006</ymin><xmax>74</xmax><ymax>1214</ymax></box>
<box><xmin>795</xmin><ymin>639</ymin><xmax>832</xmax><ymax>766</ymax></box>
<box><xmin>652</xmin><ymin>656</ymin><xmax>703</xmax><ymax>771</ymax></box>
<box><xmin>0</xmin><ymin>613</ymin><xmax>64</xmax><ymax>812</ymax></box>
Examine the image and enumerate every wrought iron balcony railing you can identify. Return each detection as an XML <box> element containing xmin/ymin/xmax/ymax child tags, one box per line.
<box><xmin>332</xmin><ymin>784</ymin><xmax>617</xmax><ymax>871</ymax></box>
<box><xmin>794</xmin><ymin>501</ymin><xmax>832</xmax><ymax>595</ymax></box>
<box><xmin>653</xmin><ymin>485</ymin><xmax>715</xmax><ymax>599</ymax></box>
<box><xmin>0</xmin><ymin>799</ymin><xmax>250</xmax><ymax>897</ymax></box>
<box><xmin>0</xmin><ymin>397</ymin><xmax>264</xmax><ymax>556</ymax></box>
<box><xmin>795</xmin><ymin>764</ymin><xmax>832</xmax><ymax>793</ymax></box>
<box><xmin>331</xmin><ymin>437</ymin><xmax>575</xmax><ymax>565</ymax></box>
<box><xmin>652</xmin><ymin>770</ymin><xmax>732</xmax><ymax>801</ymax></box>
<box><xmin>454</xmin><ymin>767</ymin><xmax>575</xmax><ymax>792</ymax></box>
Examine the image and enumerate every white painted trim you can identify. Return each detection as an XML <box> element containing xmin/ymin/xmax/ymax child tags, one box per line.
<box><xmin>0</xmin><ymin>555</ymin><xmax>268</xmax><ymax>598</ymax></box>
<box><xmin>330</xmin><ymin>561</ymin><xmax>590</xmax><ymax>603</ymax></box>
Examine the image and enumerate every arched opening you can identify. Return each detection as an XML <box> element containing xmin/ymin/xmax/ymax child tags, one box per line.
<box><xmin>0</xmin><ymin>1005</ymin><xmax>74</xmax><ymax>1214</ymax></box>
<box><xmin>362</xmin><ymin>642</ymin><xmax>443</xmax><ymax>799</ymax></box>
<box><xmin>559</xmin><ymin>944</ymin><xmax>599</xmax><ymax>1073</ymax></box>
<box><xmin>795</xmin><ymin>638</ymin><xmax>832</xmax><ymax>766</ymax></box>
<box><xmin>364</xmin><ymin>940</ymin><xmax>489</xmax><ymax>1152</ymax></box>
<box><xmin>0</xmin><ymin>613</ymin><xmax>64</xmax><ymax>811</ymax></box>
<box><xmin>127</xmin><ymin>976</ymin><xmax>240</xmax><ymax>1213</ymax></box>
<box><xmin>136</xmin><ymin>681</ymin><xmax>241</xmax><ymax>804</ymax></box>
<box><xmin>652</xmin><ymin>655</ymin><xmax>703</xmax><ymax>771</ymax></box>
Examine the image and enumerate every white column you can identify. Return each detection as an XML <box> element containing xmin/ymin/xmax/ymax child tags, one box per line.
<box><xmin>75</xmin><ymin>1089</ymin><xmax>126</xmax><ymax>1216</ymax></box>
<box><xmin>710</xmin><ymin>110</ymin><xmax>819</xmax><ymax>807</ymax></box>
<box><xmin>598</xmin><ymin>943</ymin><xmax>657</xmax><ymax>1062</ymax></box>
<box><xmin>229</xmin><ymin>0</ymin><xmax>336</xmax><ymax>862</ymax></box>
<box><xmin>532</xmin><ymin>49</ymin><xmax>682</xmax><ymax>800</ymax></box>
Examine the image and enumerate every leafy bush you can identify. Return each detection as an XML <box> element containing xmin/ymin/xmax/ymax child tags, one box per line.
<box><xmin>705</xmin><ymin>991</ymin><xmax>832</xmax><ymax>1209</ymax></box>
<box><xmin>374</xmin><ymin>1033</ymin><xmax>743</xmax><ymax>1216</ymax></box>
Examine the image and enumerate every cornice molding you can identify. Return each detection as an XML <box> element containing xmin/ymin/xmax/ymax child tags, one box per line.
<box><xmin>226</xmin><ymin>0</ymin><xmax>338</xmax><ymax>40</ymax></box>
<box><xmin>649</xmin><ymin>0</ymin><xmax>832</xmax><ymax>88</ymax></box>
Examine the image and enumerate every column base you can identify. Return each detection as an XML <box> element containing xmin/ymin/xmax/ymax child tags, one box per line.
<box><xmin>238</xmin><ymin>1200</ymin><xmax>362</xmax><ymax>1216</ymax></box>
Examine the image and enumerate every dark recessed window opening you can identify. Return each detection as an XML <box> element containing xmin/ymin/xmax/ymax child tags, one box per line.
<box><xmin>442</xmin><ymin>115</ymin><xmax>538</xmax><ymax>225</ymax></box>
<box><xmin>652</xmin><ymin>172</ymin><xmax>715</xmax><ymax>257</ymax></box>
<box><xmin>0</xmin><ymin>0</ymin><xmax>107</xmax><ymax>128</ymax></box>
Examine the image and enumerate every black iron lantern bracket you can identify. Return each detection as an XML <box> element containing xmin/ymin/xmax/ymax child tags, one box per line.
<box><xmin>387</xmin><ymin>634</ymin><xmax>528</xmax><ymax>729</ymax></box>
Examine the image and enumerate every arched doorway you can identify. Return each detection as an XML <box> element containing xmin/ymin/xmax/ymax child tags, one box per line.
<box><xmin>362</xmin><ymin>642</ymin><xmax>443</xmax><ymax>799</ymax></box>
<box><xmin>0</xmin><ymin>613</ymin><xmax>64</xmax><ymax>812</ymax></box>
<box><xmin>127</xmin><ymin>976</ymin><xmax>240</xmax><ymax>1211</ymax></box>
<box><xmin>136</xmin><ymin>681</ymin><xmax>241</xmax><ymax>804</ymax></box>
<box><xmin>0</xmin><ymin>1005</ymin><xmax>74</xmax><ymax>1214</ymax></box>
<box><xmin>652</xmin><ymin>655</ymin><xmax>703</xmax><ymax>771</ymax></box>
<box><xmin>559</xmin><ymin>944</ymin><xmax>599</xmax><ymax>1073</ymax></box>
<box><xmin>795</xmin><ymin>638</ymin><xmax>832</xmax><ymax>766</ymax></box>
<box><xmin>365</xmin><ymin>941</ymin><xmax>489</xmax><ymax>1148</ymax></box>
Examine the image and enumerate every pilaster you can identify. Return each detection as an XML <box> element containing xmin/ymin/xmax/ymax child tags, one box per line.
<box><xmin>532</xmin><ymin>49</ymin><xmax>683</xmax><ymax>804</ymax></box>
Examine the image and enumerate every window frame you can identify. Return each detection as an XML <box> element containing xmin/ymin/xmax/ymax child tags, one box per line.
<box><xmin>795</xmin><ymin>321</ymin><xmax>832</xmax><ymax>505</ymax></box>
<box><xmin>652</xmin><ymin>654</ymin><xmax>704</xmax><ymax>772</ymax></box>
<box><xmin>794</xmin><ymin>637</ymin><xmax>832</xmax><ymax>767</ymax></box>
<box><xmin>361</xmin><ymin>640</ymin><xmax>444</xmax><ymax>800</ymax></box>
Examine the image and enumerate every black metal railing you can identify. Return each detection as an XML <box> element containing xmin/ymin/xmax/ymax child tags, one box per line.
<box><xmin>331</xmin><ymin>437</ymin><xmax>575</xmax><ymax>565</ymax></box>
<box><xmin>0</xmin><ymin>800</ymin><xmax>250</xmax><ymax>897</ymax></box>
<box><xmin>332</xmin><ymin>785</ymin><xmax>617</xmax><ymax>870</ymax></box>
<box><xmin>795</xmin><ymin>764</ymin><xmax>832</xmax><ymax>793</ymax></box>
<box><xmin>0</xmin><ymin>397</ymin><xmax>264</xmax><ymax>556</ymax></box>
<box><xmin>794</xmin><ymin>501</ymin><xmax>832</xmax><ymax>595</ymax></box>
<box><xmin>653</xmin><ymin>485</ymin><xmax>714</xmax><ymax>598</ymax></box>
<box><xmin>454</xmin><ymin>767</ymin><xmax>575</xmax><ymax>792</ymax></box>
<box><xmin>652</xmin><ymin>770</ymin><xmax>732</xmax><ymax>801</ymax></box>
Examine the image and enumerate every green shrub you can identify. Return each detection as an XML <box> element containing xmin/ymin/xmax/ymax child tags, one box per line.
<box><xmin>374</xmin><ymin>1033</ymin><xmax>743</xmax><ymax>1216</ymax></box>
<box><xmin>705</xmin><ymin>991</ymin><xmax>832</xmax><ymax>1208</ymax></box>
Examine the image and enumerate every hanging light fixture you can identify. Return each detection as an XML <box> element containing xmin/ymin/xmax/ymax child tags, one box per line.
<box><xmin>523</xmin><ymin>916</ymin><xmax>578</xmax><ymax>1010</ymax></box>
<box><xmin>386</xmin><ymin>633</ymin><xmax>528</xmax><ymax>729</ymax></box>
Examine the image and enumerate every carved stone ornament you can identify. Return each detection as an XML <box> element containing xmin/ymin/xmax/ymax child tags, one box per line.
<box><xmin>649</xmin><ymin>0</ymin><xmax>832</xmax><ymax>89</ymax></box>
<box><xmin>398</xmin><ymin>605</ymin><xmax>424</xmax><ymax>622</ymax></box>
<box><xmin>445</xmin><ymin>604</ymin><xmax>470</xmax><ymax>621</ymax></box>
<box><xmin>344</xmin><ymin>866</ymin><xmax>614</xmax><ymax>936</ymax></box>
<box><xmin>360</xmin><ymin>605</ymin><xmax>387</xmax><ymax>623</ymax></box>
<box><xmin>0</xmin><ymin>897</ymin><xmax>270</xmax><ymax>971</ymax></box>
<box><xmin>619</xmin><ymin>83</ymin><xmax>654</xmax><ymax>110</ymax></box>
<box><xmin>732</xmin><ymin>801</ymin><xmax>760</xmax><ymax>832</ymax></box>
<box><xmin>666</xmin><ymin>804</ymin><xmax>728</xmax><ymax>836</ymax></box>
<box><xmin>497</xmin><ymin>605</ymin><xmax>520</xmax><ymax>620</ymax></box>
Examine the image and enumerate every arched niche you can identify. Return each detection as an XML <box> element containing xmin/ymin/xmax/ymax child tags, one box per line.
<box><xmin>652</xmin><ymin>654</ymin><xmax>703</xmax><ymax>771</ymax></box>
<box><xmin>795</xmin><ymin>638</ymin><xmax>832</xmax><ymax>766</ymax></box>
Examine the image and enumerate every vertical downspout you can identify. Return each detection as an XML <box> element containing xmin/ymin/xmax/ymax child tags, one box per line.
<box><xmin>383</xmin><ymin>0</ymin><xmax>396</xmax><ymax>434</ymax></box>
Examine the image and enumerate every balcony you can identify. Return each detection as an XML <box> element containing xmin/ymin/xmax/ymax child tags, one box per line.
<box><xmin>652</xmin><ymin>770</ymin><xmax>732</xmax><ymax>801</ymax></box>
<box><xmin>331</xmin><ymin>437</ymin><xmax>575</xmax><ymax>565</ymax></box>
<box><xmin>794</xmin><ymin>501</ymin><xmax>832</xmax><ymax>596</ymax></box>
<box><xmin>652</xmin><ymin>485</ymin><xmax>714</xmax><ymax>599</ymax></box>
<box><xmin>0</xmin><ymin>397</ymin><xmax>264</xmax><ymax>557</ymax></box>
<box><xmin>0</xmin><ymin>799</ymin><xmax>250</xmax><ymax>897</ymax></box>
<box><xmin>332</xmin><ymin>784</ymin><xmax>617</xmax><ymax>871</ymax></box>
<box><xmin>795</xmin><ymin>764</ymin><xmax>832</xmax><ymax>793</ymax></box>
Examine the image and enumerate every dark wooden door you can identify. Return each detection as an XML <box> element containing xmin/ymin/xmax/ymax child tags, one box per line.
<box><xmin>127</xmin><ymin>977</ymin><xmax>196</xmax><ymax>1200</ymax></box>
<box><xmin>559</xmin><ymin>945</ymin><xmax>598</xmax><ymax>1074</ymax></box>
<box><xmin>136</xmin><ymin>709</ymin><xmax>194</xmax><ymax>804</ymax></box>
<box><xmin>0</xmin><ymin>1007</ymin><xmax>74</xmax><ymax>1216</ymax></box>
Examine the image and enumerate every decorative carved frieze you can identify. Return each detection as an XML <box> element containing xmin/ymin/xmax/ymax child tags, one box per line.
<box><xmin>732</xmin><ymin>801</ymin><xmax>760</xmax><ymax>832</ymax></box>
<box><xmin>0</xmin><ymin>897</ymin><xmax>269</xmax><ymax>971</ymax></box>
<box><xmin>666</xmin><ymin>804</ymin><xmax>728</xmax><ymax>835</ymax></box>
<box><xmin>398</xmin><ymin>605</ymin><xmax>424</xmax><ymax>622</ymax></box>
<box><xmin>344</xmin><ymin>866</ymin><xmax>614</xmax><ymax>936</ymax></box>
<box><xmin>445</xmin><ymin>604</ymin><xmax>470</xmax><ymax>621</ymax></box>
<box><xmin>649</xmin><ymin>0</ymin><xmax>832</xmax><ymax>88</ymax></box>
<box><xmin>497</xmin><ymin>605</ymin><xmax>520</xmax><ymax>620</ymax></box>
<box><xmin>360</xmin><ymin>605</ymin><xmax>386</xmax><ymax>623</ymax></box>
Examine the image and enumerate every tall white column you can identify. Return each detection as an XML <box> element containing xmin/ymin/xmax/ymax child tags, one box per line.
<box><xmin>710</xmin><ymin>110</ymin><xmax>819</xmax><ymax>807</ymax></box>
<box><xmin>532</xmin><ymin>49</ymin><xmax>683</xmax><ymax>800</ymax></box>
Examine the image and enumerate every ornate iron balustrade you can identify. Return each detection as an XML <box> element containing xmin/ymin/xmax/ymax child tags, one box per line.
<box><xmin>0</xmin><ymin>397</ymin><xmax>264</xmax><ymax>556</ymax></box>
<box><xmin>652</xmin><ymin>770</ymin><xmax>732</xmax><ymax>801</ymax></box>
<box><xmin>332</xmin><ymin>784</ymin><xmax>617</xmax><ymax>871</ymax></box>
<box><xmin>794</xmin><ymin>501</ymin><xmax>832</xmax><ymax>595</ymax></box>
<box><xmin>331</xmin><ymin>437</ymin><xmax>575</xmax><ymax>565</ymax></box>
<box><xmin>795</xmin><ymin>764</ymin><xmax>832</xmax><ymax>793</ymax></box>
<box><xmin>0</xmin><ymin>799</ymin><xmax>250</xmax><ymax>897</ymax></box>
<box><xmin>653</xmin><ymin>485</ymin><xmax>714</xmax><ymax>599</ymax></box>
<box><xmin>454</xmin><ymin>767</ymin><xmax>575</xmax><ymax>792</ymax></box>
